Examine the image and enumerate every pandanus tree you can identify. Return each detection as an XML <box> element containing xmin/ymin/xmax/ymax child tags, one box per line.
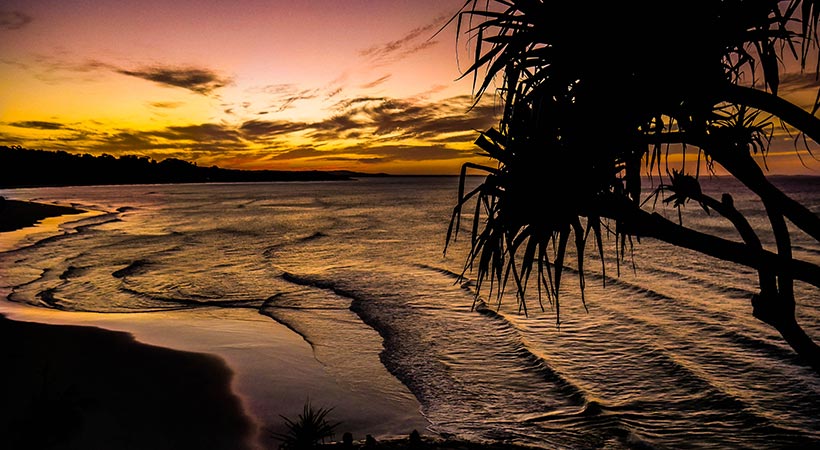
<box><xmin>445</xmin><ymin>0</ymin><xmax>820</xmax><ymax>372</ymax></box>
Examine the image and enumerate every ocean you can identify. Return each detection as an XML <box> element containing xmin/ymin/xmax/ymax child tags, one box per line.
<box><xmin>1</xmin><ymin>176</ymin><xmax>818</xmax><ymax>449</ymax></box>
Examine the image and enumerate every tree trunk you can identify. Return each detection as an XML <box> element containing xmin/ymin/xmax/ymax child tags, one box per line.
<box><xmin>689</xmin><ymin>192</ymin><xmax>820</xmax><ymax>371</ymax></box>
<box><xmin>752</xmin><ymin>292</ymin><xmax>820</xmax><ymax>373</ymax></box>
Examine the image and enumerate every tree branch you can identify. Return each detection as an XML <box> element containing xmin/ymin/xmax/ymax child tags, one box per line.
<box><xmin>638</xmin><ymin>130</ymin><xmax>820</xmax><ymax>243</ymax></box>
<box><xmin>597</xmin><ymin>199</ymin><xmax>820</xmax><ymax>288</ymax></box>
<box><xmin>721</xmin><ymin>83</ymin><xmax>820</xmax><ymax>145</ymax></box>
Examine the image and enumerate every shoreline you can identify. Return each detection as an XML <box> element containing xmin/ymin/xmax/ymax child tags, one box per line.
<box><xmin>0</xmin><ymin>198</ymin><xmax>541</xmax><ymax>450</ymax></box>
<box><xmin>0</xmin><ymin>199</ymin><xmax>431</xmax><ymax>449</ymax></box>
<box><xmin>1</xmin><ymin>194</ymin><xmax>259</xmax><ymax>448</ymax></box>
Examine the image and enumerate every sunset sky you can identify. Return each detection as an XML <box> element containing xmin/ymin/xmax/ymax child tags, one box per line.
<box><xmin>1</xmin><ymin>0</ymin><xmax>819</xmax><ymax>174</ymax></box>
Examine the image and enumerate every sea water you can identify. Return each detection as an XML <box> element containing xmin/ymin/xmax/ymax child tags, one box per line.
<box><xmin>1</xmin><ymin>176</ymin><xmax>818</xmax><ymax>449</ymax></box>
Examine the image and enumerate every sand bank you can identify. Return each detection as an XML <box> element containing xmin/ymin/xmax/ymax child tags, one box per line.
<box><xmin>0</xmin><ymin>313</ymin><xmax>256</xmax><ymax>450</ymax></box>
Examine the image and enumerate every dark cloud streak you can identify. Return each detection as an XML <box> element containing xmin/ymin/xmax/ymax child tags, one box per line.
<box><xmin>9</xmin><ymin>120</ymin><xmax>66</xmax><ymax>130</ymax></box>
<box><xmin>0</xmin><ymin>11</ymin><xmax>32</xmax><ymax>30</ymax></box>
<box><xmin>359</xmin><ymin>15</ymin><xmax>445</xmax><ymax>64</ymax></box>
<box><xmin>149</xmin><ymin>101</ymin><xmax>184</xmax><ymax>109</ymax></box>
<box><xmin>358</xmin><ymin>145</ymin><xmax>474</xmax><ymax>161</ymax></box>
<box><xmin>241</xmin><ymin>119</ymin><xmax>310</xmax><ymax>138</ymax></box>
<box><xmin>116</xmin><ymin>66</ymin><xmax>230</xmax><ymax>95</ymax></box>
<box><xmin>152</xmin><ymin>124</ymin><xmax>242</xmax><ymax>143</ymax></box>
<box><xmin>252</xmin><ymin>84</ymin><xmax>320</xmax><ymax>112</ymax></box>
<box><xmin>360</xmin><ymin>75</ymin><xmax>392</xmax><ymax>89</ymax></box>
<box><xmin>269</xmin><ymin>147</ymin><xmax>325</xmax><ymax>160</ymax></box>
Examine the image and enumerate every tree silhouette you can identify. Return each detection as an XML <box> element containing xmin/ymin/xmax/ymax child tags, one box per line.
<box><xmin>0</xmin><ymin>146</ymin><xmax>355</xmax><ymax>187</ymax></box>
<box><xmin>445</xmin><ymin>1</ymin><xmax>820</xmax><ymax>372</ymax></box>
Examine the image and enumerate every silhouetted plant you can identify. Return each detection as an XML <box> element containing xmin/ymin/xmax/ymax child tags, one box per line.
<box><xmin>445</xmin><ymin>1</ymin><xmax>820</xmax><ymax>372</ymax></box>
<box><xmin>273</xmin><ymin>399</ymin><xmax>340</xmax><ymax>450</ymax></box>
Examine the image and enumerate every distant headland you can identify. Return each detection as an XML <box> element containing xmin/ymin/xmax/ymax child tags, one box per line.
<box><xmin>0</xmin><ymin>146</ymin><xmax>388</xmax><ymax>188</ymax></box>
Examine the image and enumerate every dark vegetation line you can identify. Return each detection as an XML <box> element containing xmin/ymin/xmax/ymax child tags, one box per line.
<box><xmin>0</xmin><ymin>145</ymin><xmax>387</xmax><ymax>188</ymax></box>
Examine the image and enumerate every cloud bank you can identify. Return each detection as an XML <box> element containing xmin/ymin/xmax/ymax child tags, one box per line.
<box><xmin>2</xmin><ymin>93</ymin><xmax>497</xmax><ymax>171</ymax></box>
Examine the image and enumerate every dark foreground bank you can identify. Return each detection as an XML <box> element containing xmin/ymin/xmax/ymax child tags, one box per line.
<box><xmin>0</xmin><ymin>314</ymin><xmax>257</xmax><ymax>450</ymax></box>
<box><xmin>0</xmin><ymin>198</ymin><xmax>84</xmax><ymax>232</ymax></box>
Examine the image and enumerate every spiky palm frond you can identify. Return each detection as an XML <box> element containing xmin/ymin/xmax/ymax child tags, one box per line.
<box><xmin>272</xmin><ymin>400</ymin><xmax>339</xmax><ymax>450</ymax></box>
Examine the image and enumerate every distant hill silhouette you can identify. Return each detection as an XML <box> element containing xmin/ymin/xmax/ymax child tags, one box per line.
<box><xmin>0</xmin><ymin>146</ymin><xmax>386</xmax><ymax>188</ymax></box>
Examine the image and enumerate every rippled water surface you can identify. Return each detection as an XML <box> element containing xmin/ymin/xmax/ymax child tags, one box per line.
<box><xmin>1</xmin><ymin>176</ymin><xmax>818</xmax><ymax>449</ymax></box>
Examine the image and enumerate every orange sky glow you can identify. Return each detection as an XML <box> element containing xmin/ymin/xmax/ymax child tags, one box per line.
<box><xmin>1</xmin><ymin>1</ymin><xmax>819</xmax><ymax>175</ymax></box>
